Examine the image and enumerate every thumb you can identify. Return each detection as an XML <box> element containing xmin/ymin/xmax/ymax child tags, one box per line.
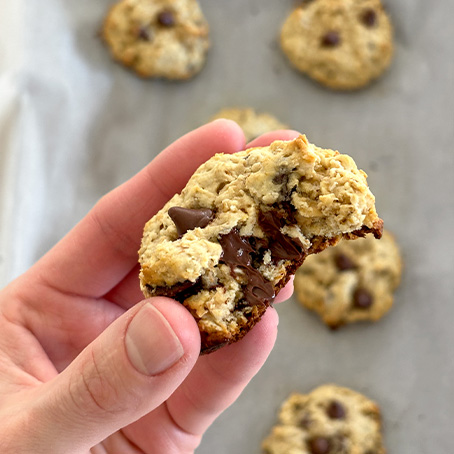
<box><xmin>34</xmin><ymin>298</ymin><xmax>200</xmax><ymax>453</ymax></box>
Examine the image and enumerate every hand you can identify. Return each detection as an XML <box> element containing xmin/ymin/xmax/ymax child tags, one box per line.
<box><xmin>0</xmin><ymin>120</ymin><xmax>299</xmax><ymax>454</ymax></box>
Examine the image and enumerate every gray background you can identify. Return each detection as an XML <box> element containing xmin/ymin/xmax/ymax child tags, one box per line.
<box><xmin>0</xmin><ymin>0</ymin><xmax>453</xmax><ymax>453</ymax></box>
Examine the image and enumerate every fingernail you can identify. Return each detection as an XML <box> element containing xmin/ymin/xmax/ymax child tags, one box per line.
<box><xmin>125</xmin><ymin>303</ymin><xmax>184</xmax><ymax>375</ymax></box>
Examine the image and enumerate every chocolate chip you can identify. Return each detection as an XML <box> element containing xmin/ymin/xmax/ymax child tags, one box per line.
<box><xmin>168</xmin><ymin>207</ymin><xmax>214</xmax><ymax>237</ymax></box>
<box><xmin>321</xmin><ymin>31</ymin><xmax>341</xmax><ymax>47</ymax></box>
<box><xmin>334</xmin><ymin>253</ymin><xmax>355</xmax><ymax>271</ymax></box>
<box><xmin>326</xmin><ymin>400</ymin><xmax>346</xmax><ymax>419</ymax></box>
<box><xmin>361</xmin><ymin>8</ymin><xmax>377</xmax><ymax>27</ymax></box>
<box><xmin>138</xmin><ymin>26</ymin><xmax>151</xmax><ymax>41</ymax></box>
<box><xmin>353</xmin><ymin>287</ymin><xmax>373</xmax><ymax>309</ymax></box>
<box><xmin>308</xmin><ymin>437</ymin><xmax>331</xmax><ymax>454</ymax></box>
<box><xmin>157</xmin><ymin>10</ymin><xmax>175</xmax><ymax>27</ymax></box>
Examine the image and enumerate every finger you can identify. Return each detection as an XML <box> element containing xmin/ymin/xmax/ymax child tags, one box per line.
<box><xmin>163</xmin><ymin>308</ymin><xmax>279</xmax><ymax>436</ymax></box>
<box><xmin>121</xmin><ymin>309</ymin><xmax>278</xmax><ymax>453</ymax></box>
<box><xmin>29</xmin><ymin>298</ymin><xmax>200</xmax><ymax>453</ymax></box>
<box><xmin>246</xmin><ymin>129</ymin><xmax>301</xmax><ymax>148</ymax></box>
<box><xmin>104</xmin><ymin>264</ymin><xmax>144</xmax><ymax>309</ymax></box>
<box><xmin>275</xmin><ymin>277</ymin><xmax>294</xmax><ymax>303</ymax></box>
<box><xmin>31</xmin><ymin>120</ymin><xmax>245</xmax><ymax>298</ymax></box>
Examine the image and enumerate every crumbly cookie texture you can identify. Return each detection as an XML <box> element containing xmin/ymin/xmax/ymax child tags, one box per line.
<box><xmin>210</xmin><ymin>108</ymin><xmax>288</xmax><ymax>143</ymax></box>
<box><xmin>102</xmin><ymin>0</ymin><xmax>210</xmax><ymax>79</ymax></box>
<box><xmin>262</xmin><ymin>385</ymin><xmax>385</xmax><ymax>454</ymax></box>
<box><xmin>139</xmin><ymin>135</ymin><xmax>383</xmax><ymax>353</ymax></box>
<box><xmin>295</xmin><ymin>230</ymin><xmax>402</xmax><ymax>328</ymax></box>
<box><xmin>280</xmin><ymin>0</ymin><xmax>393</xmax><ymax>90</ymax></box>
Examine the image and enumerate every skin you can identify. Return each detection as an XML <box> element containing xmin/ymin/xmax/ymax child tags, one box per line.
<box><xmin>0</xmin><ymin>120</ymin><xmax>300</xmax><ymax>454</ymax></box>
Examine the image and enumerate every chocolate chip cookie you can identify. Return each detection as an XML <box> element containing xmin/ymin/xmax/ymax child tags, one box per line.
<box><xmin>210</xmin><ymin>108</ymin><xmax>288</xmax><ymax>142</ymax></box>
<box><xmin>139</xmin><ymin>136</ymin><xmax>383</xmax><ymax>353</ymax></box>
<box><xmin>102</xmin><ymin>0</ymin><xmax>210</xmax><ymax>79</ymax></box>
<box><xmin>295</xmin><ymin>230</ymin><xmax>402</xmax><ymax>329</ymax></box>
<box><xmin>280</xmin><ymin>0</ymin><xmax>394</xmax><ymax>90</ymax></box>
<box><xmin>262</xmin><ymin>385</ymin><xmax>385</xmax><ymax>454</ymax></box>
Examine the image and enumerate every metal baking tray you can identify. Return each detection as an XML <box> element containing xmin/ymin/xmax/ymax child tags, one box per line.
<box><xmin>1</xmin><ymin>1</ymin><xmax>452</xmax><ymax>452</ymax></box>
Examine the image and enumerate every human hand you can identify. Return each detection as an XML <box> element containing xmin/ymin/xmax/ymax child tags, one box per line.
<box><xmin>0</xmin><ymin>120</ymin><xmax>299</xmax><ymax>454</ymax></box>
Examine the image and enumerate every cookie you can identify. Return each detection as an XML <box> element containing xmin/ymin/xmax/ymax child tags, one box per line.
<box><xmin>280</xmin><ymin>0</ymin><xmax>393</xmax><ymax>90</ymax></box>
<box><xmin>210</xmin><ymin>108</ymin><xmax>288</xmax><ymax>142</ymax></box>
<box><xmin>294</xmin><ymin>230</ymin><xmax>402</xmax><ymax>328</ymax></box>
<box><xmin>138</xmin><ymin>135</ymin><xmax>383</xmax><ymax>353</ymax></box>
<box><xmin>102</xmin><ymin>0</ymin><xmax>210</xmax><ymax>79</ymax></box>
<box><xmin>262</xmin><ymin>384</ymin><xmax>385</xmax><ymax>454</ymax></box>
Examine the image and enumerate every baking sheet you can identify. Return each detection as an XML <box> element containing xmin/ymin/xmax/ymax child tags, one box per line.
<box><xmin>0</xmin><ymin>0</ymin><xmax>453</xmax><ymax>452</ymax></box>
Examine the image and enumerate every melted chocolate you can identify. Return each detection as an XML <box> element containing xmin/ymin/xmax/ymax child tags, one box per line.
<box><xmin>149</xmin><ymin>280</ymin><xmax>198</xmax><ymax>299</ymax></box>
<box><xmin>168</xmin><ymin>207</ymin><xmax>214</xmax><ymax>236</ymax></box>
<box><xmin>218</xmin><ymin>229</ymin><xmax>275</xmax><ymax>307</ymax></box>
<box><xmin>258</xmin><ymin>210</ymin><xmax>304</xmax><ymax>261</ymax></box>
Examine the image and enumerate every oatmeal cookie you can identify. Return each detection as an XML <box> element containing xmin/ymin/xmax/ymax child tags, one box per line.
<box><xmin>262</xmin><ymin>384</ymin><xmax>385</xmax><ymax>454</ymax></box>
<box><xmin>138</xmin><ymin>135</ymin><xmax>383</xmax><ymax>353</ymax></box>
<box><xmin>280</xmin><ymin>0</ymin><xmax>393</xmax><ymax>90</ymax></box>
<box><xmin>294</xmin><ymin>230</ymin><xmax>402</xmax><ymax>328</ymax></box>
<box><xmin>102</xmin><ymin>0</ymin><xmax>210</xmax><ymax>79</ymax></box>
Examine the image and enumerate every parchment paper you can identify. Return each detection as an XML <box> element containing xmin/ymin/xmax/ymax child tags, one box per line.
<box><xmin>0</xmin><ymin>1</ymin><xmax>453</xmax><ymax>453</ymax></box>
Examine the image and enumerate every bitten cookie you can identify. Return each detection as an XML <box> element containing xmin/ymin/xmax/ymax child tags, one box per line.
<box><xmin>294</xmin><ymin>230</ymin><xmax>402</xmax><ymax>328</ymax></box>
<box><xmin>262</xmin><ymin>385</ymin><xmax>385</xmax><ymax>454</ymax></box>
<box><xmin>280</xmin><ymin>0</ymin><xmax>393</xmax><ymax>90</ymax></box>
<box><xmin>139</xmin><ymin>136</ymin><xmax>383</xmax><ymax>353</ymax></box>
<box><xmin>102</xmin><ymin>0</ymin><xmax>210</xmax><ymax>79</ymax></box>
<box><xmin>211</xmin><ymin>108</ymin><xmax>288</xmax><ymax>143</ymax></box>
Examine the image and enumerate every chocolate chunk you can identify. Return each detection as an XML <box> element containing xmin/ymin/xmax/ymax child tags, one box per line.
<box><xmin>308</xmin><ymin>437</ymin><xmax>331</xmax><ymax>454</ymax></box>
<box><xmin>218</xmin><ymin>229</ymin><xmax>275</xmax><ymax>307</ymax></box>
<box><xmin>361</xmin><ymin>8</ymin><xmax>377</xmax><ymax>27</ymax></box>
<box><xmin>327</xmin><ymin>400</ymin><xmax>346</xmax><ymax>419</ymax></box>
<box><xmin>219</xmin><ymin>228</ymin><xmax>254</xmax><ymax>267</ymax></box>
<box><xmin>151</xmin><ymin>279</ymin><xmax>198</xmax><ymax>299</ymax></box>
<box><xmin>353</xmin><ymin>287</ymin><xmax>373</xmax><ymax>309</ymax></box>
<box><xmin>242</xmin><ymin>267</ymin><xmax>275</xmax><ymax>306</ymax></box>
<box><xmin>334</xmin><ymin>253</ymin><xmax>355</xmax><ymax>271</ymax></box>
<box><xmin>138</xmin><ymin>26</ymin><xmax>151</xmax><ymax>41</ymax></box>
<box><xmin>157</xmin><ymin>10</ymin><xmax>175</xmax><ymax>27</ymax></box>
<box><xmin>168</xmin><ymin>207</ymin><xmax>214</xmax><ymax>237</ymax></box>
<box><xmin>258</xmin><ymin>210</ymin><xmax>305</xmax><ymax>261</ymax></box>
<box><xmin>321</xmin><ymin>31</ymin><xmax>341</xmax><ymax>47</ymax></box>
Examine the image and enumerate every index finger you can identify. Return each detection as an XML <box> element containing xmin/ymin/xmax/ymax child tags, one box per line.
<box><xmin>31</xmin><ymin>120</ymin><xmax>246</xmax><ymax>297</ymax></box>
